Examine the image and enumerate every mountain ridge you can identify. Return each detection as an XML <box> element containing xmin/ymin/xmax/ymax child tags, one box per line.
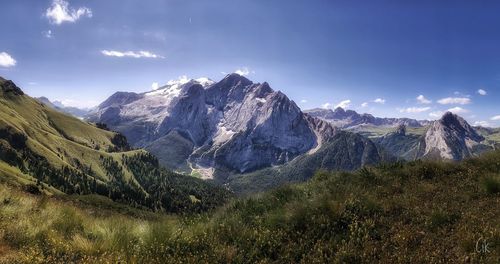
<box><xmin>304</xmin><ymin>107</ymin><xmax>428</xmax><ymax>129</ymax></box>
<box><xmin>89</xmin><ymin>74</ymin><xmax>390</xmax><ymax>185</ymax></box>
<box><xmin>0</xmin><ymin>77</ymin><xmax>230</xmax><ymax>212</ymax></box>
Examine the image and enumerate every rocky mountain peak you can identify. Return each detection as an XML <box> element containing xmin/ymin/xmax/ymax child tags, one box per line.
<box><xmin>333</xmin><ymin>107</ymin><xmax>345</xmax><ymax>114</ymax></box>
<box><xmin>220</xmin><ymin>73</ymin><xmax>253</xmax><ymax>87</ymax></box>
<box><xmin>422</xmin><ymin>112</ymin><xmax>485</xmax><ymax>160</ymax></box>
<box><xmin>395</xmin><ymin>124</ymin><xmax>406</xmax><ymax>135</ymax></box>
<box><xmin>436</xmin><ymin>112</ymin><xmax>483</xmax><ymax>142</ymax></box>
<box><xmin>0</xmin><ymin>79</ymin><xmax>24</xmax><ymax>96</ymax></box>
<box><xmin>98</xmin><ymin>91</ymin><xmax>141</xmax><ymax>109</ymax></box>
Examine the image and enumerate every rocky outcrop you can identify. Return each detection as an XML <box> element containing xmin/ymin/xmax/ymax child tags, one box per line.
<box><xmin>420</xmin><ymin>112</ymin><xmax>487</xmax><ymax>160</ymax></box>
<box><xmin>0</xmin><ymin>79</ymin><xmax>24</xmax><ymax>96</ymax></box>
<box><xmin>375</xmin><ymin>112</ymin><xmax>492</xmax><ymax>161</ymax></box>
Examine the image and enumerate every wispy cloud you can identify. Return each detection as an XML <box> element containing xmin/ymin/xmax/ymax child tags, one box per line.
<box><xmin>429</xmin><ymin>111</ymin><xmax>444</xmax><ymax>118</ymax></box>
<box><xmin>477</xmin><ymin>89</ymin><xmax>487</xmax><ymax>96</ymax></box>
<box><xmin>101</xmin><ymin>50</ymin><xmax>164</xmax><ymax>59</ymax></box>
<box><xmin>43</xmin><ymin>30</ymin><xmax>53</xmax><ymax>38</ymax></box>
<box><xmin>361</xmin><ymin>102</ymin><xmax>368</xmax><ymax>107</ymax></box>
<box><xmin>447</xmin><ymin>107</ymin><xmax>469</xmax><ymax>114</ymax></box>
<box><xmin>437</xmin><ymin>97</ymin><xmax>471</xmax><ymax>105</ymax></box>
<box><xmin>300</xmin><ymin>99</ymin><xmax>307</xmax><ymax>104</ymax></box>
<box><xmin>399</xmin><ymin>107</ymin><xmax>431</xmax><ymax>113</ymax></box>
<box><xmin>474</xmin><ymin>121</ymin><xmax>491</xmax><ymax>127</ymax></box>
<box><xmin>373</xmin><ymin>98</ymin><xmax>385</xmax><ymax>104</ymax></box>
<box><xmin>234</xmin><ymin>67</ymin><xmax>254</xmax><ymax>76</ymax></box>
<box><xmin>335</xmin><ymin>100</ymin><xmax>351</xmax><ymax>109</ymax></box>
<box><xmin>59</xmin><ymin>98</ymin><xmax>98</xmax><ymax>109</ymax></box>
<box><xmin>45</xmin><ymin>0</ymin><xmax>92</xmax><ymax>25</ymax></box>
<box><xmin>0</xmin><ymin>52</ymin><xmax>16</xmax><ymax>67</ymax></box>
<box><xmin>321</xmin><ymin>103</ymin><xmax>332</xmax><ymax>109</ymax></box>
<box><xmin>491</xmin><ymin>115</ymin><xmax>500</xmax><ymax>121</ymax></box>
<box><xmin>151</xmin><ymin>82</ymin><xmax>160</xmax><ymax>90</ymax></box>
<box><xmin>416</xmin><ymin>95</ymin><xmax>432</xmax><ymax>104</ymax></box>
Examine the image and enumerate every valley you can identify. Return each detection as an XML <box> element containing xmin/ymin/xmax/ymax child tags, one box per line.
<box><xmin>2</xmin><ymin>1</ymin><xmax>500</xmax><ymax>262</ymax></box>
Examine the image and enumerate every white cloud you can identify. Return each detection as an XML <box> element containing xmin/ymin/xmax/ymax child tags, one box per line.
<box><xmin>437</xmin><ymin>97</ymin><xmax>471</xmax><ymax>105</ymax></box>
<box><xmin>59</xmin><ymin>98</ymin><xmax>98</xmax><ymax>109</ymax></box>
<box><xmin>474</xmin><ymin>121</ymin><xmax>491</xmax><ymax>127</ymax></box>
<box><xmin>491</xmin><ymin>115</ymin><xmax>500</xmax><ymax>121</ymax></box>
<box><xmin>447</xmin><ymin>107</ymin><xmax>469</xmax><ymax>114</ymax></box>
<box><xmin>477</xmin><ymin>89</ymin><xmax>487</xmax><ymax>96</ymax></box>
<box><xmin>43</xmin><ymin>30</ymin><xmax>53</xmax><ymax>38</ymax></box>
<box><xmin>321</xmin><ymin>103</ymin><xmax>332</xmax><ymax>109</ymax></box>
<box><xmin>335</xmin><ymin>100</ymin><xmax>351</xmax><ymax>109</ymax></box>
<box><xmin>361</xmin><ymin>102</ymin><xmax>368</xmax><ymax>107</ymax></box>
<box><xmin>429</xmin><ymin>111</ymin><xmax>444</xmax><ymax>118</ymax></box>
<box><xmin>399</xmin><ymin>107</ymin><xmax>431</xmax><ymax>113</ymax></box>
<box><xmin>234</xmin><ymin>67</ymin><xmax>254</xmax><ymax>76</ymax></box>
<box><xmin>45</xmin><ymin>0</ymin><xmax>92</xmax><ymax>25</ymax></box>
<box><xmin>300</xmin><ymin>99</ymin><xmax>307</xmax><ymax>104</ymax></box>
<box><xmin>416</xmin><ymin>95</ymin><xmax>432</xmax><ymax>104</ymax></box>
<box><xmin>101</xmin><ymin>50</ymin><xmax>164</xmax><ymax>59</ymax></box>
<box><xmin>151</xmin><ymin>82</ymin><xmax>160</xmax><ymax>90</ymax></box>
<box><xmin>373</xmin><ymin>98</ymin><xmax>385</xmax><ymax>104</ymax></box>
<box><xmin>167</xmin><ymin>75</ymin><xmax>190</xmax><ymax>85</ymax></box>
<box><xmin>0</xmin><ymin>52</ymin><xmax>16</xmax><ymax>67</ymax></box>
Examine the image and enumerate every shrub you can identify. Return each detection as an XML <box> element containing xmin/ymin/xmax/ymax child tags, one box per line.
<box><xmin>427</xmin><ymin>210</ymin><xmax>458</xmax><ymax>230</ymax></box>
<box><xmin>482</xmin><ymin>176</ymin><xmax>500</xmax><ymax>195</ymax></box>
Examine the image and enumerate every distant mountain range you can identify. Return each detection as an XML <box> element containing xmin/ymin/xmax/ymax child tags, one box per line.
<box><xmin>88</xmin><ymin>74</ymin><xmax>388</xmax><ymax>185</ymax></box>
<box><xmin>3</xmin><ymin>74</ymin><xmax>499</xmax><ymax>194</ymax></box>
<box><xmin>304</xmin><ymin>107</ymin><xmax>430</xmax><ymax>129</ymax></box>
<box><xmin>84</xmin><ymin>74</ymin><xmax>498</xmax><ymax>193</ymax></box>
<box><xmin>35</xmin><ymin>96</ymin><xmax>90</xmax><ymax>118</ymax></box>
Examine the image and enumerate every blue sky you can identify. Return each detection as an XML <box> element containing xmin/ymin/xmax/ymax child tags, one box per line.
<box><xmin>0</xmin><ymin>0</ymin><xmax>500</xmax><ymax>126</ymax></box>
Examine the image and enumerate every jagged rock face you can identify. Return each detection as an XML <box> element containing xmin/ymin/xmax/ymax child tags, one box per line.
<box><xmin>305</xmin><ymin>107</ymin><xmax>424</xmax><ymax>128</ymax></box>
<box><xmin>422</xmin><ymin>112</ymin><xmax>486</xmax><ymax>160</ymax></box>
<box><xmin>0</xmin><ymin>79</ymin><xmax>24</xmax><ymax>96</ymax></box>
<box><xmin>89</xmin><ymin>74</ymin><xmax>318</xmax><ymax>175</ymax></box>
<box><xmin>375</xmin><ymin>112</ymin><xmax>491</xmax><ymax>161</ymax></box>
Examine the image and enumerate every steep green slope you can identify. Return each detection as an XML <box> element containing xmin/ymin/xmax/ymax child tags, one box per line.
<box><xmin>1</xmin><ymin>150</ymin><xmax>498</xmax><ymax>263</ymax></box>
<box><xmin>0</xmin><ymin>78</ymin><xmax>229</xmax><ymax>213</ymax></box>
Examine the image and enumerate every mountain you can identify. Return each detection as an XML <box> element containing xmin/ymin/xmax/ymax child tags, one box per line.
<box><xmin>420</xmin><ymin>112</ymin><xmax>491</xmax><ymax>160</ymax></box>
<box><xmin>227</xmin><ymin>127</ymin><xmax>393</xmax><ymax>194</ymax></box>
<box><xmin>35</xmin><ymin>96</ymin><xmax>90</xmax><ymax>118</ymax></box>
<box><xmin>375</xmin><ymin>112</ymin><xmax>495</xmax><ymax>161</ymax></box>
<box><xmin>304</xmin><ymin>107</ymin><xmax>427</xmax><ymax>129</ymax></box>
<box><xmin>0</xmin><ymin>77</ymin><xmax>229</xmax><ymax>213</ymax></box>
<box><xmin>89</xmin><ymin>74</ymin><xmax>388</xmax><ymax>183</ymax></box>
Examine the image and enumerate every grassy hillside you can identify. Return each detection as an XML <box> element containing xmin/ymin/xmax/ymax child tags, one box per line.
<box><xmin>1</xmin><ymin>150</ymin><xmax>498</xmax><ymax>263</ymax></box>
<box><xmin>0</xmin><ymin>78</ymin><xmax>230</xmax><ymax>213</ymax></box>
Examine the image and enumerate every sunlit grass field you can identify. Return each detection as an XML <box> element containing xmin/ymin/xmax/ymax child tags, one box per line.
<box><xmin>1</xmin><ymin>151</ymin><xmax>499</xmax><ymax>263</ymax></box>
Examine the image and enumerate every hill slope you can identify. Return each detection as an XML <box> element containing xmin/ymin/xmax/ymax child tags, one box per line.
<box><xmin>0</xmin><ymin>78</ymin><xmax>229</xmax><ymax>213</ymax></box>
<box><xmin>1</xmin><ymin>149</ymin><xmax>499</xmax><ymax>263</ymax></box>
